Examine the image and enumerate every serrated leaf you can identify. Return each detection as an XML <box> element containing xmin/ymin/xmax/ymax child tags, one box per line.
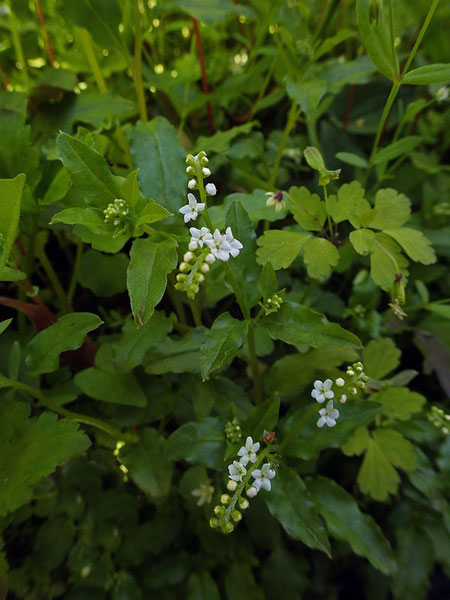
<box><xmin>0</xmin><ymin>401</ymin><xmax>90</xmax><ymax>515</ymax></box>
<box><xmin>350</xmin><ymin>228</ymin><xmax>375</xmax><ymax>255</ymax></box>
<box><xmin>0</xmin><ymin>174</ymin><xmax>26</xmax><ymax>271</ymax></box>
<box><xmin>328</xmin><ymin>180</ymin><xmax>369</xmax><ymax>224</ymax></box>
<box><xmin>374</xmin><ymin>136</ymin><xmax>423</xmax><ymax>165</ymax></box>
<box><xmin>307</xmin><ymin>476</ymin><xmax>396</xmax><ymax>574</ymax></box>
<box><xmin>384</xmin><ymin>228</ymin><xmax>436</xmax><ymax>265</ymax></box>
<box><xmin>57</xmin><ymin>132</ymin><xmax>123</xmax><ymax>208</ymax></box>
<box><xmin>342</xmin><ymin>427</ymin><xmax>416</xmax><ymax>500</ymax></box>
<box><xmin>402</xmin><ymin>63</ymin><xmax>450</xmax><ymax>85</ymax></box>
<box><xmin>303</xmin><ymin>237</ymin><xmax>339</xmax><ymax>279</ymax></box>
<box><xmin>288</xmin><ymin>186</ymin><xmax>326</xmax><ymax>231</ymax></box>
<box><xmin>375</xmin><ymin>387</ymin><xmax>426</xmax><ymax>420</ymax></box>
<box><xmin>245</xmin><ymin>395</ymin><xmax>280</xmax><ymax>440</ymax></box>
<box><xmin>127</xmin><ymin>237</ymin><xmax>178</xmax><ymax>326</ymax></box>
<box><xmin>166</xmin><ymin>417</ymin><xmax>225</xmax><ymax>469</ymax></box>
<box><xmin>371</xmin><ymin>188</ymin><xmax>411</xmax><ymax>229</ymax></box>
<box><xmin>356</xmin><ymin>0</ymin><xmax>397</xmax><ymax>80</ymax></box>
<box><xmin>26</xmin><ymin>313</ymin><xmax>103</xmax><ymax>374</ymax></box>
<box><xmin>363</xmin><ymin>338</ymin><xmax>401</xmax><ymax>380</ymax></box>
<box><xmin>129</xmin><ymin>118</ymin><xmax>186</xmax><ymax>213</ymax></box>
<box><xmin>265</xmin><ymin>466</ymin><xmax>331</xmax><ymax>556</ymax></box>
<box><xmin>200</xmin><ymin>313</ymin><xmax>248</xmax><ymax>379</ymax></box>
<box><xmin>119</xmin><ymin>428</ymin><xmax>172</xmax><ymax>498</ymax></box>
<box><xmin>261</xmin><ymin>302</ymin><xmax>362</xmax><ymax>349</ymax></box>
<box><xmin>74</xmin><ymin>366</ymin><xmax>147</xmax><ymax>407</ymax></box>
<box><xmin>256</xmin><ymin>230</ymin><xmax>311</xmax><ymax>270</ymax></box>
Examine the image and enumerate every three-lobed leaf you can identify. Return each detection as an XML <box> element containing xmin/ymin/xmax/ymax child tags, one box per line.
<box><xmin>256</xmin><ymin>230</ymin><xmax>311</xmax><ymax>270</ymax></box>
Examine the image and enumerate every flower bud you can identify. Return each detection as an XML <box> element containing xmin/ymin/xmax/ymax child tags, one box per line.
<box><xmin>179</xmin><ymin>262</ymin><xmax>189</xmax><ymax>272</ymax></box>
<box><xmin>188</xmin><ymin>240</ymin><xmax>198</xmax><ymax>251</ymax></box>
<box><xmin>227</xmin><ymin>480</ymin><xmax>237</xmax><ymax>491</ymax></box>
<box><xmin>176</xmin><ymin>273</ymin><xmax>187</xmax><ymax>282</ymax></box>
<box><xmin>221</xmin><ymin>522</ymin><xmax>234</xmax><ymax>534</ymax></box>
<box><xmin>186</xmin><ymin>166</ymin><xmax>194</xmax><ymax>174</ymax></box>
<box><xmin>336</xmin><ymin>377</ymin><xmax>345</xmax><ymax>387</ymax></box>
<box><xmin>205</xmin><ymin>183</ymin><xmax>217</xmax><ymax>196</ymax></box>
<box><xmin>184</xmin><ymin>252</ymin><xmax>194</xmax><ymax>262</ymax></box>
<box><xmin>231</xmin><ymin>510</ymin><xmax>242</xmax><ymax>523</ymax></box>
<box><xmin>214</xmin><ymin>505</ymin><xmax>225</xmax><ymax>517</ymax></box>
<box><xmin>247</xmin><ymin>486</ymin><xmax>258</xmax><ymax>498</ymax></box>
<box><xmin>205</xmin><ymin>253</ymin><xmax>216</xmax><ymax>264</ymax></box>
<box><xmin>201</xmin><ymin>263</ymin><xmax>210</xmax><ymax>274</ymax></box>
<box><xmin>339</xmin><ymin>394</ymin><xmax>347</xmax><ymax>404</ymax></box>
<box><xmin>209</xmin><ymin>517</ymin><xmax>219</xmax><ymax>528</ymax></box>
<box><xmin>304</xmin><ymin>146</ymin><xmax>325</xmax><ymax>171</ymax></box>
<box><xmin>347</xmin><ymin>369</ymin><xmax>355</xmax><ymax>376</ymax></box>
<box><xmin>238</xmin><ymin>498</ymin><xmax>249</xmax><ymax>510</ymax></box>
<box><xmin>220</xmin><ymin>494</ymin><xmax>231</xmax><ymax>505</ymax></box>
<box><xmin>202</xmin><ymin>167</ymin><xmax>211</xmax><ymax>177</ymax></box>
<box><xmin>188</xmin><ymin>179</ymin><xmax>196</xmax><ymax>189</ymax></box>
<box><xmin>197</xmin><ymin>273</ymin><xmax>205</xmax><ymax>283</ymax></box>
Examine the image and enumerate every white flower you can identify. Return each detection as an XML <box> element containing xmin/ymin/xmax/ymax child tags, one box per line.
<box><xmin>189</xmin><ymin>226</ymin><xmax>212</xmax><ymax>248</ymax></box>
<box><xmin>206</xmin><ymin>229</ymin><xmax>232</xmax><ymax>261</ymax></box>
<box><xmin>252</xmin><ymin>463</ymin><xmax>276</xmax><ymax>491</ymax></box>
<box><xmin>205</xmin><ymin>253</ymin><xmax>216</xmax><ymax>264</ymax></box>
<box><xmin>311</xmin><ymin>379</ymin><xmax>334</xmax><ymax>403</ymax></box>
<box><xmin>317</xmin><ymin>400</ymin><xmax>339</xmax><ymax>428</ymax></box>
<box><xmin>191</xmin><ymin>483</ymin><xmax>214</xmax><ymax>506</ymax></box>
<box><xmin>335</xmin><ymin>377</ymin><xmax>345</xmax><ymax>387</ymax></box>
<box><xmin>247</xmin><ymin>486</ymin><xmax>258</xmax><ymax>498</ymax></box>
<box><xmin>265</xmin><ymin>191</ymin><xmax>286</xmax><ymax>213</ymax></box>
<box><xmin>228</xmin><ymin>460</ymin><xmax>247</xmax><ymax>482</ymax></box>
<box><xmin>205</xmin><ymin>183</ymin><xmax>217</xmax><ymax>196</ymax></box>
<box><xmin>237</xmin><ymin>436</ymin><xmax>260</xmax><ymax>466</ymax></box>
<box><xmin>224</xmin><ymin>227</ymin><xmax>243</xmax><ymax>258</ymax></box>
<box><xmin>339</xmin><ymin>394</ymin><xmax>347</xmax><ymax>404</ymax></box>
<box><xmin>227</xmin><ymin>480</ymin><xmax>237</xmax><ymax>491</ymax></box>
<box><xmin>179</xmin><ymin>193</ymin><xmax>205</xmax><ymax>223</ymax></box>
<box><xmin>202</xmin><ymin>167</ymin><xmax>211</xmax><ymax>177</ymax></box>
<box><xmin>188</xmin><ymin>179</ymin><xmax>196</xmax><ymax>189</ymax></box>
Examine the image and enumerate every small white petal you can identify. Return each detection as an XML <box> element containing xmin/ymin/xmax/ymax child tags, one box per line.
<box><xmin>317</xmin><ymin>417</ymin><xmax>326</xmax><ymax>428</ymax></box>
<box><xmin>336</xmin><ymin>377</ymin><xmax>345</xmax><ymax>387</ymax></box>
<box><xmin>261</xmin><ymin>479</ymin><xmax>271</xmax><ymax>491</ymax></box>
<box><xmin>188</xmin><ymin>179</ymin><xmax>196</xmax><ymax>189</ymax></box>
<box><xmin>313</xmin><ymin>380</ymin><xmax>323</xmax><ymax>390</ymax></box>
<box><xmin>202</xmin><ymin>167</ymin><xmax>211</xmax><ymax>176</ymax></box>
<box><xmin>205</xmin><ymin>183</ymin><xmax>216</xmax><ymax>195</ymax></box>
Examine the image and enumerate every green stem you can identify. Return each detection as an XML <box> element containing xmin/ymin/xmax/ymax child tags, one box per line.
<box><xmin>248</xmin><ymin>49</ymin><xmax>279</xmax><ymax>119</ymax></box>
<box><xmin>401</xmin><ymin>0</ymin><xmax>440</xmax><ymax>77</ymax></box>
<box><xmin>189</xmin><ymin>298</ymin><xmax>202</xmax><ymax>327</ymax></box>
<box><xmin>279</xmin><ymin>405</ymin><xmax>318</xmax><ymax>452</ymax></box>
<box><xmin>322</xmin><ymin>184</ymin><xmax>333</xmax><ymax>236</ymax></box>
<box><xmin>196</xmin><ymin>175</ymin><xmax>215</xmax><ymax>231</ymax></box>
<box><xmin>67</xmin><ymin>239</ymin><xmax>83</xmax><ymax>307</ymax></box>
<box><xmin>247</xmin><ymin>324</ymin><xmax>262</xmax><ymax>405</ymax></box>
<box><xmin>387</xmin><ymin>0</ymin><xmax>399</xmax><ymax>77</ymax></box>
<box><xmin>168</xmin><ymin>272</ymin><xmax>187</xmax><ymax>326</ymax></box>
<box><xmin>0</xmin><ymin>376</ymin><xmax>136</xmax><ymax>442</ymax></box>
<box><xmin>6</xmin><ymin>0</ymin><xmax>29</xmax><ymax>86</ymax></box>
<box><xmin>77</xmin><ymin>27</ymin><xmax>107</xmax><ymax>94</ymax></box>
<box><xmin>268</xmin><ymin>100</ymin><xmax>299</xmax><ymax>189</ymax></box>
<box><xmin>134</xmin><ymin>3</ymin><xmax>148</xmax><ymax>122</ymax></box>
<box><xmin>35</xmin><ymin>238</ymin><xmax>71</xmax><ymax>313</ymax></box>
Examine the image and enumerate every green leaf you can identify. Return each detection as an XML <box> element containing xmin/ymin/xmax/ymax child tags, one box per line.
<box><xmin>40</xmin><ymin>167</ymin><xmax>71</xmax><ymax>206</ymax></box>
<box><xmin>57</xmin><ymin>132</ymin><xmax>123</xmax><ymax>208</ymax></box>
<box><xmin>356</xmin><ymin>0</ymin><xmax>397</xmax><ymax>80</ymax></box>
<box><xmin>187</xmin><ymin>572</ymin><xmax>220</xmax><ymax>600</ymax></box>
<box><xmin>225</xmin><ymin>563</ymin><xmax>264</xmax><ymax>600</ymax></box>
<box><xmin>26</xmin><ymin>313</ymin><xmax>103</xmax><ymax>375</ymax></box>
<box><xmin>0</xmin><ymin>174</ymin><xmax>26</xmax><ymax>271</ymax></box>
<box><xmin>0</xmin><ymin>109</ymin><xmax>39</xmax><ymax>190</ymax></box>
<box><xmin>256</xmin><ymin>230</ymin><xmax>311</xmax><ymax>270</ymax></box>
<box><xmin>225</xmin><ymin>200</ymin><xmax>261</xmax><ymax>313</ymax></box>
<box><xmin>307</xmin><ymin>476</ymin><xmax>396</xmax><ymax>574</ymax></box>
<box><xmin>119</xmin><ymin>428</ymin><xmax>172</xmax><ymax>498</ymax></box>
<box><xmin>329</xmin><ymin>180</ymin><xmax>366</xmax><ymax>224</ymax></box>
<box><xmin>78</xmin><ymin>250</ymin><xmax>129</xmax><ymax>297</ymax></box>
<box><xmin>335</xmin><ymin>152</ymin><xmax>368</xmax><ymax>168</ymax></box>
<box><xmin>64</xmin><ymin>0</ymin><xmax>122</xmax><ymax>49</ymax></box>
<box><xmin>135</xmin><ymin>198</ymin><xmax>173</xmax><ymax>227</ymax></box>
<box><xmin>384</xmin><ymin>228</ymin><xmax>436</xmax><ymax>264</ymax></box>
<box><xmin>402</xmin><ymin>63</ymin><xmax>450</xmax><ymax>85</ymax></box>
<box><xmin>127</xmin><ymin>237</ymin><xmax>178</xmax><ymax>326</ymax></box>
<box><xmin>363</xmin><ymin>338</ymin><xmax>400</xmax><ymax>380</ymax></box>
<box><xmin>265</xmin><ymin>465</ymin><xmax>331</xmax><ymax>556</ymax></box>
<box><xmin>350</xmin><ymin>228</ymin><xmax>375</xmax><ymax>255</ymax></box>
<box><xmin>129</xmin><ymin>118</ymin><xmax>186</xmax><ymax>213</ymax></box>
<box><xmin>51</xmin><ymin>207</ymin><xmax>109</xmax><ymax>234</ymax></box>
<box><xmin>261</xmin><ymin>302</ymin><xmax>362</xmax><ymax>350</ymax></box>
<box><xmin>369</xmin><ymin>233</ymin><xmax>409</xmax><ymax>291</ymax></box>
<box><xmin>0</xmin><ymin>318</ymin><xmax>12</xmax><ymax>336</ymax></box>
<box><xmin>342</xmin><ymin>427</ymin><xmax>416</xmax><ymax>501</ymax></box>
<box><xmin>375</xmin><ymin>387</ymin><xmax>426</xmax><ymax>420</ymax></box>
<box><xmin>0</xmin><ymin>400</ymin><xmax>90</xmax><ymax>516</ymax></box>
<box><xmin>245</xmin><ymin>395</ymin><xmax>280</xmax><ymax>440</ymax></box>
<box><xmin>288</xmin><ymin>186</ymin><xmax>326</xmax><ymax>231</ymax></box>
<box><xmin>200</xmin><ymin>313</ymin><xmax>248</xmax><ymax>379</ymax></box>
<box><xmin>166</xmin><ymin>417</ymin><xmax>225</xmax><ymax>469</ymax></box>
<box><xmin>374</xmin><ymin>136</ymin><xmax>423</xmax><ymax>165</ymax></box>
<box><xmin>113</xmin><ymin>312</ymin><xmax>174</xmax><ymax>372</ymax></box>
<box><xmin>74</xmin><ymin>366</ymin><xmax>147</xmax><ymax>407</ymax></box>
<box><xmin>303</xmin><ymin>237</ymin><xmax>339</xmax><ymax>279</ymax></box>
<box><xmin>257</xmin><ymin>262</ymin><xmax>277</xmax><ymax>299</ymax></box>
<box><xmin>370</xmin><ymin>188</ymin><xmax>411</xmax><ymax>229</ymax></box>
<box><xmin>145</xmin><ymin>328</ymin><xmax>205</xmax><ymax>374</ymax></box>
<box><xmin>170</xmin><ymin>0</ymin><xmax>253</xmax><ymax>22</ymax></box>
<box><xmin>286</xmin><ymin>78</ymin><xmax>327</xmax><ymax>118</ymax></box>
<box><xmin>194</xmin><ymin>121</ymin><xmax>258</xmax><ymax>153</ymax></box>
<box><xmin>121</xmin><ymin>169</ymin><xmax>141</xmax><ymax>207</ymax></box>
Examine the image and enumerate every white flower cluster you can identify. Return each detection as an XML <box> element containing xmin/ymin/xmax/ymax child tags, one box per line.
<box><xmin>179</xmin><ymin>151</ymin><xmax>216</xmax><ymax>223</ymax></box>
<box><xmin>189</xmin><ymin>226</ymin><xmax>242</xmax><ymax>262</ymax></box>
<box><xmin>311</xmin><ymin>379</ymin><xmax>340</xmax><ymax>428</ymax></box>
<box><xmin>227</xmin><ymin>436</ymin><xmax>276</xmax><ymax>497</ymax></box>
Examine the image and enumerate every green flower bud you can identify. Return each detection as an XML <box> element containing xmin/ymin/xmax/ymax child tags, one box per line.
<box><xmin>214</xmin><ymin>505</ymin><xmax>225</xmax><ymax>517</ymax></box>
<box><xmin>220</xmin><ymin>494</ymin><xmax>231</xmax><ymax>505</ymax></box>
<box><xmin>209</xmin><ymin>517</ymin><xmax>219</xmax><ymax>528</ymax></box>
<box><xmin>231</xmin><ymin>510</ymin><xmax>242</xmax><ymax>523</ymax></box>
<box><xmin>238</xmin><ymin>498</ymin><xmax>249</xmax><ymax>510</ymax></box>
<box><xmin>304</xmin><ymin>146</ymin><xmax>325</xmax><ymax>171</ymax></box>
<box><xmin>221</xmin><ymin>522</ymin><xmax>234</xmax><ymax>534</ymax></box>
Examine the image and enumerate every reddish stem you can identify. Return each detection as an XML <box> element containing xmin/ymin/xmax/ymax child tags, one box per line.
<box><xmin>342</xmin><ymin>84</ymin><xmax>355</xmax><ymax>130</ymax></box>
<box><xmin>0</xmin><ymin>66</ymin><xmax>8</xmax><ymax>89</ymax></box>
<box><xmin>192</xmin><ymin>18</ymin><xmax>215</xmax><ymax>135</ymax></box>
<box><xmin>35</xmin><ymin>0</ymin><xmax>55</xmax><ymax>67</ymax></box>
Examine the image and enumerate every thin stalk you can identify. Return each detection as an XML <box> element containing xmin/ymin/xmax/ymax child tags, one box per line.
<box><xmin>35</xmin><ymin>0</ymin><xmax>55</xmax><ymax>66</ymax></box>
<box><xmin>134</xmin><ymin>3</ymin><xmax>148</xmax><ymax>122</ymax></box>
<box><xmin>248</xmin><ymin>49</ymin><xmax>279</xmax><ymax>120</ymax></box>
<box><xmin>168</xmin><ymin>272</ymin><xmax>187</xmax><ymax>326</ymax></box>
<box><xmin>387</xmin><ymin>0</ymin><xmax>399</xmax><ymax>77</ymax></box>
<box><xmin>322</xmin><ymin>184</ymin><xmax>333</xmax><ymax>236</ymax></box>
<box><xmin>0</xmin><ymin>376</ymin><xmax>136</xmax><ymax>443</ymax></box>
<box><xmin>189</xmin><ymin>298</ymin><xmax>202</xmax><ymax>327</ymax></box>
<box><xmin>268</xmin><ymin>100</ymin><xmax>299</xmax><ymax>189</ymax></box>
<box><xmin>192</xmin><ymin>18</ymin><xmax>215</xmax><ymax>135</ymax></box>
<box><xmin>247</xmin><ymin>324</ymin><xmax>262</xmax><ymax>405</ymax></box>
<box><xmin>77</xmin><ymin>27</ymin><xmax>107</xmax><ymax>93</ymax></box>
<box><xmin>67</xmin><ymin>239</ymin><xmax>83</xmax><ymax>307</ymax></box>
<box><xmin>401</xmin><ymin>0</ymin><xmax>440</xmax><ymax>77</ymax></box>
<box><xmin>35</xmin><ymin>239</ymin><xmax>71</xmax><ymax>312</ymax></box>
<box><xmin>6</xmin><ymin>0</ymin><xmax>29</xmax><ymax>86</ymax></box>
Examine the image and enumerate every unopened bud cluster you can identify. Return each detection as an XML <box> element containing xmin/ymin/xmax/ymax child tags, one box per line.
<box><xmin>225</xmin><ymin>417</ymin><xmax>243</xmax><ymax>442</ymax></box>
<box><xmin>175</xmin><ymin>248</ymin><xmax>213</xmax><ymax>299</ymax></box>
<box><xmin>427</xmin><ymin>405</ymin><xmax>450</xmax><ymax>435</ymax></box>
<box><xmin>210</xmin><ymin>436</ymin><xmax>277</xmax><ymax>534</ymax></box>
<box><xmin>104</xmin><ymin>199</ymin><xmax>129</xmax><ymax>226</ymax></box>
